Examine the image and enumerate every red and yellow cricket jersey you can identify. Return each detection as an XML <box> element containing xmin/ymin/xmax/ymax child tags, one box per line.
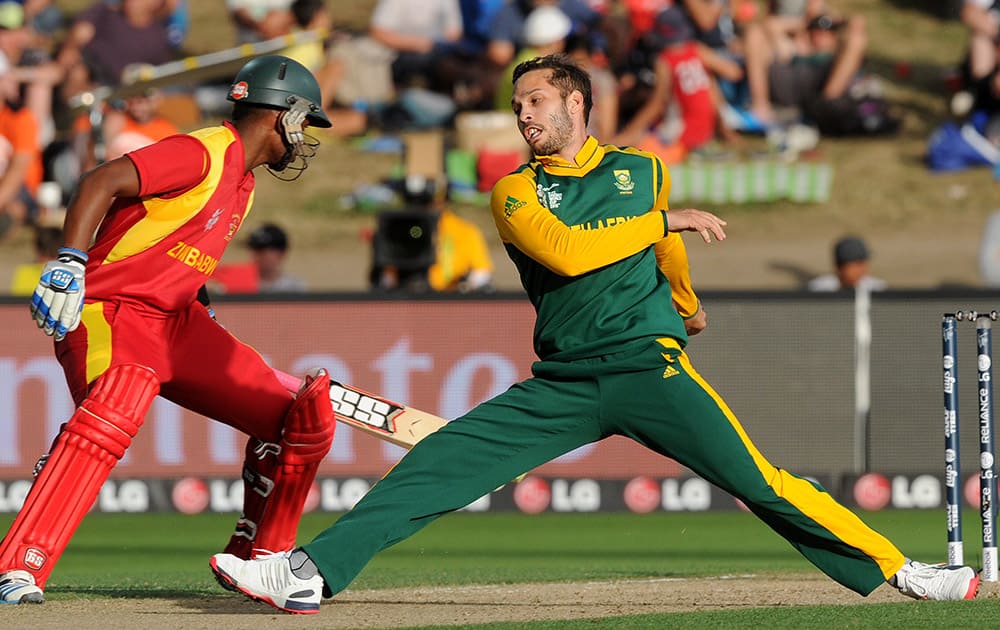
<box><xmin>85</xmin><ymin>122</ymin><xmax>256</xmax><ymax>312</ymax></box>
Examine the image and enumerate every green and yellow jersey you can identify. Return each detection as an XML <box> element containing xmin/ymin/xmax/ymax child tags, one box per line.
<box><xmin>490</xmin><ymin>136</ymin><xmax>700</xmax><ymax>362</ymax></box>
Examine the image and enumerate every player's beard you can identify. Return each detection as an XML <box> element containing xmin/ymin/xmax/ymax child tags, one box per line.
<box><xmin>531</xmin><ymin>102</ymin><xmax>574</xmax><ymax>157</ymax></box>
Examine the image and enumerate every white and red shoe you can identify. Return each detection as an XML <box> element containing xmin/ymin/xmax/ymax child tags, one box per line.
<box><xmin>893</xmin><ymin>560</ymin><xmax>979</xmax><ymax>601</ymax></box>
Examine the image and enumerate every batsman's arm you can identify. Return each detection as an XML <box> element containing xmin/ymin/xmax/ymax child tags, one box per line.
<box><xmin>273</xmin><ymin>369</ymin><xmax>448</xmax><ymax>449</ymax></box>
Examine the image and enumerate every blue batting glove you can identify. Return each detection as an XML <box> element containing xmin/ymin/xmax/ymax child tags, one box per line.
<box><xmin>30</xmin><ymin>247</ymin><xmax>87</xmax><ymax>341</ymax></box>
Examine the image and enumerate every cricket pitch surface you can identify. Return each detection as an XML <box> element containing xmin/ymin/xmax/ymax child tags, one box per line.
<box><xmin>6</xmin><ymin>574</ymin><xmax>999</xmax><ymax>629</ymax></box>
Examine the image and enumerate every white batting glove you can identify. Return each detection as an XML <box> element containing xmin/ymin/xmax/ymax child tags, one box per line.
<box><xmin>30</xmin><ymin>247</ymin><xmax>88</xmax><ymax>341</ymax></box>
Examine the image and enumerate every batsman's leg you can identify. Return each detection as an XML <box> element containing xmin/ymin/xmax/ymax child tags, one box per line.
<box><xmin>160</xmin><ymin>304</ymin><xmax>334</xmax><ymax>561</ymax></box>
<box><xmin>223</xmin><ymin>369</ymin><xmax>335</xmax><ymax>558</ymax></box>
<box><xmin>0</xmin><ymin>364</ymin><xmax>159</xmax><ymax>599</ymax></box>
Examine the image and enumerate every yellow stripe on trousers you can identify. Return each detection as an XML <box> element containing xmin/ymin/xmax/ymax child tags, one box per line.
<box><xmin>82</xmin><ymin>302</ymin><xmax>113</xmax><ymax>385</ymax></box>
<box><xmin>675</xmin><ymin>349</ymin><xmax>906</xmax><ymax>579</ymax></box>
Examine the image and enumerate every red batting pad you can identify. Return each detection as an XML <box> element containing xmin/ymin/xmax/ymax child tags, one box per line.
<box><xmin>0</xmin><ymin>365</ymin><xmax>158</xmax><ymax>587</ymax></box>
<box><xmin>225</xmin><ymin>370</ymin><xmax>335</xmax><ymax>557</ymax></box>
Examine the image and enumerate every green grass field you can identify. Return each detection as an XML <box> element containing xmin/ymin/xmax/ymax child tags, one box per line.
<box><xmin>3</xmin><ymin>509</ymin><xmax>998</xmax><ymax>628</ymax></box>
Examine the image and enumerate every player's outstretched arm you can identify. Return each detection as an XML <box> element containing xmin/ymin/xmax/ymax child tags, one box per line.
<box><xmin>665</xmin><ymin>208</ymin><xmax>727</xmax><ymax>243</ymax></box>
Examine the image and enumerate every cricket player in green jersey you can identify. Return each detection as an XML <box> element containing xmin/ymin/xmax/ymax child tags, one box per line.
<box><xmin>209</xmin><ymin>54</ymin><xmax>979</xmax><ymax>614</ymax></box>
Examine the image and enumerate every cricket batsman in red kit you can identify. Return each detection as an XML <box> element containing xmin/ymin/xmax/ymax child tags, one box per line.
<box><xmin>0</xmin><ymin>55</ymin><xmax>335</xmax><ymax>606</ymax></box>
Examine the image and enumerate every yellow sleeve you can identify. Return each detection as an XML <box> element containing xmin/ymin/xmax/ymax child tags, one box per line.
<box><xmin>655</xmin><ymin>234</ymin><xmax>699</xmax><ymax>318</ymax></box>
<box><xmin>490</xmin><ymin>170</ymin><xmax>667</xmax><ymax>277</ymax></box>
<box><xmin>650</xmin><ymin>161</ymin><xmax>699</xmax><ymax>318</ymax></box>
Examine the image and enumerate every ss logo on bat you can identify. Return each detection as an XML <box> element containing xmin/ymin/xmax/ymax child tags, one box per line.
<box><xmin>329</xmin><ymin>384</ymin><xmax>396</xmax><ymax>432</ymax></box>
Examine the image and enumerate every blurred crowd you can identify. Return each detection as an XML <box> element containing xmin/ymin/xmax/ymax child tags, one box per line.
<box><xmin>0</xmin><ymin>0</ymin><xmax>991</xmax><ymax>295</ymax></box>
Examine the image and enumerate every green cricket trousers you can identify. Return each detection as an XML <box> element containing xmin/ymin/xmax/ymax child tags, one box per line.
<box><xmin>304</xmin><ymin>337</ymin><xmax>905</xmax><ymax>596</ymax></box>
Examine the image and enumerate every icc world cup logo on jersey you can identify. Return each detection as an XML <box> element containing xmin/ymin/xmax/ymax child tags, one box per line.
<box><xmin>536</xmin><ymin>183</ymin><xmax>562</xmax><ymax>209</ymax></box>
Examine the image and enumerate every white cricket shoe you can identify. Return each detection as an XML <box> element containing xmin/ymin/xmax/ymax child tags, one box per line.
<box><xmin>210</xmin><ymin>551</ymin><xmax>323</xmax><ymax>614</ymax></box>
<box><xmin>0</xmin><ymin>570</ymin><xmax>44</xmax><ymax>604</ymax></box>
<box><xmin>893</xmin><ymin>560</ymin><xmax>979</xmax><ymax>601</ymax></box>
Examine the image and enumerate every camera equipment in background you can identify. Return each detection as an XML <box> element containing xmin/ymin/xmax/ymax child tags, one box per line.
<box><xmin>370</xmin><ymin>175</ymin><xmax>442</xmax><ymax>292</ymax></box>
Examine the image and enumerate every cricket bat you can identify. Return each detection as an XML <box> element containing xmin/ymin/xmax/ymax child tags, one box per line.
<box><xmin>273</xmin><ymin>369</ymin><xmax>448</xmax><ymax>448</ymax></box>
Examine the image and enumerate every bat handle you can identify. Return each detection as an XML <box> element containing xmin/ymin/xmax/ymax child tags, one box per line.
<box><xmin>273</xmin><ymin>368</ymin><xmax>343</xmax><ymax>395</ymax></box>
<box><xmin>273</xmin><ymin>369</ymin><xmax>302</xmax><ymax>394</ymax></box>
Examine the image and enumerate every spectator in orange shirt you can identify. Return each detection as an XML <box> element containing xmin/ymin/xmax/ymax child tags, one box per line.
<box><xmin>0</xmin><ymin>66</ymin><xmax>43</xmax><ymax>240</ymax></box>
<box><xmin>67</xmin><ymin>89</ymin><xmax>181</xmax><ymax>182</ymax></box>
<box><xmin>102</xmin><ymin>90</ymin><xmax>181</xmax><ymax>160</ymax></box>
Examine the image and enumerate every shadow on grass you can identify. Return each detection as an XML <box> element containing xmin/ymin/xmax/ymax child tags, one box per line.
<box><xmin>379</xmin><ymin>547</ymin><xmax>802</xmax><ymax>562</ymax></box>
<box><xmin>44</xmin><ymin>584</ymin><xmax>283</xmax><ymax>615</ymax></box>
<box><xmin>44</xmin><ymin>585</ymin><xmax>215</xmax><ymax>599</ymax></box>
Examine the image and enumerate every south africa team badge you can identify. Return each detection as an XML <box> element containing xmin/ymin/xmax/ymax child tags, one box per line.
<box><xmin>613</xmin><ymin>169</ymin><xmax>635</xmax><ymax>192</ymax></box>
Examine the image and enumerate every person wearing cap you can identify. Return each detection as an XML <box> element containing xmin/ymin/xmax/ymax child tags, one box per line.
<box><xmin>1</xmin><ymin>55</ymin><xmax>336</xmax><ymax>606</ymax></box>
<box><xmin>247</xmin><ymin>222</ymin><xmax>307</xmax><ymax>292</ymax></box>
<box><xmin>485</xmin><ymin>0</ymin><xmax>603</xmax><ymax>70</ymax></box>
<box><xmin>494</xmin><ymin>4</ymin><xmax>573</xmax><ymax>110</ymax></box>
<box><xmin>807</xmin><ymin>235</ymin><xmax>888</xmax><ymax>291</ymax></box>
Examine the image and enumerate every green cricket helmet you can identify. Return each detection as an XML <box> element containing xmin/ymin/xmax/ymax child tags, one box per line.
<box><xmin>227</xmin><ymin>55</ymin><xmax>331</xmax><ymax>128</ymax></box>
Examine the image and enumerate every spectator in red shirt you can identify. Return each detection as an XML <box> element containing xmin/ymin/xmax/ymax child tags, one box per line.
<box><xmin>613</xmin><ymin>6</ymin><xmax>732</xmax><ymax>162</ymax></box>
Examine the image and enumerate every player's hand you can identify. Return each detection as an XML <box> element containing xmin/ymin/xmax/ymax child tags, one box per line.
<box><xmin>684</xmin><ymin>302</ymin><xmax>708</xmax><ymax>336</ymax></box>
<box><xmin>666</xmin><ymin>208</ymin><xmax>727</xmax><ymax>243</ymax></box>
<box><xmin>30</xmin><ymin>248</ymin><xmax>87</xmax><ymax>341</ymax></box>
